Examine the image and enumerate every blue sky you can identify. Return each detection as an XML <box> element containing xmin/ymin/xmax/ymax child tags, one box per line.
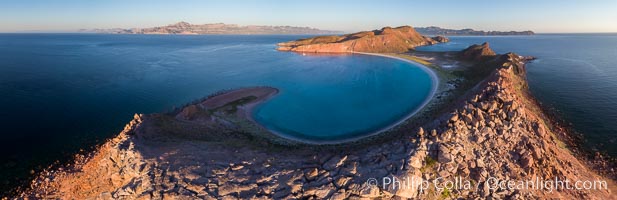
<box><xmin>1</xmin><ymin>0</ymin><xmax>616</xmax><ymax>33</ymax></box>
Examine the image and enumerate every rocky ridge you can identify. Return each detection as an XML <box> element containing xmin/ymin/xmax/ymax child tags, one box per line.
<box><xmin>17</xmin><ymin>45</ymin><xmax>615</xmax><ymax>199</ymax></box>
<box><xmin>277</xmin><ymin>26</ymin><xmax>448</xmax><ymax>53</ymax></box>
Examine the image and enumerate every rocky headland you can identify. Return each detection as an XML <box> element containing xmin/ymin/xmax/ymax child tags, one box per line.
<box><xmin>277</xmin><ymin>26</ymin><xmax>448</xmax><ymax>53</ymax></box>
<box><xmin>15</xmin><ymin>28</ymin><xmax>616</xmax><ymax>199</ymax></box>
<box><xmin>416</xmin><ymin>26</ymin><xmax>535</xmax><ymax>36</ymax></box>
<box><xmin>460</xmin><ymin>42</ymin><xmax>497</xmax><ymax>61</ymax></box>
<box><xmin>85</xmin><ymin>21</ymin><xmax>341</xmax><ymax>35</ymax></box>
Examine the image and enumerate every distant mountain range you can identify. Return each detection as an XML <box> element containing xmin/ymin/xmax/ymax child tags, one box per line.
<box><xmin>81</xmin><ymin>23</ymin><xmax>534</xmax><ymax>36</ymax></box>
<box><xmin>82</xmin><ymin>22</ymin><xmax>342</xmax><ymax>35</ymax></box>
<box><xmin>415</xmin><ymin>26</ymin><xmax>534</xmax><ymax>36</ymax></box>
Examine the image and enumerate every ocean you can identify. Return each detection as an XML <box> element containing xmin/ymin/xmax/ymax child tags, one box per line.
<box><xmin>1</xmin><ymin>33</ymin><xmax>616</xmax><ymax>193</ymax></box>
<box><xmin>0</xmin><ymin>34</ymin><xmax>433</xmax><ymax>191</ymax></box>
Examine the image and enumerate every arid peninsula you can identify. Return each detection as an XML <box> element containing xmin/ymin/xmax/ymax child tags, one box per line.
<box><xmin>17</xmin><ymin>26</ymin><xmax>616</xmax><ymax>199</ymax></box>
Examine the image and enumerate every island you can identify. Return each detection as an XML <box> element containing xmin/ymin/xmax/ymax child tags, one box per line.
<box><xmin>415</xmin><ymin>26</ymin><xmax>535</xmax><ymax>36</ymax></box>
<box><xmin>83</xmin><ymin>21</ymin><xmax>341</xmax><ymax>35</ymax></box>
<box><xmin>277</xmin><ymin>26</ymin><xmax>448</xmax><ymax>53</ymax></box>
<box><xmin>18</xmin><ymin>26</ymin><xmax>614</xmax><ymax>199</ymax></box>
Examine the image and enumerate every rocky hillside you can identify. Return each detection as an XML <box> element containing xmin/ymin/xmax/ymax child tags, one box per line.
<box><xmin>17</xmin><ymin>45</ymin><xmax>614</xmax><ymax>199</ymax></box>
<box><xmin>460</xmin><ymin>42</ymin><xmax>497</xmax><ymax>61</ymax></box>
<box><xmin>87</xmin><ymin>21</ymin><xmax>341</xmax><ymax>35</ymax></box>
<box><xmin>416</xmin><ymin>26</ymin><xmax>534</xmax><ymax>36</ymax></box>
<box><xmin>277</xmin><ymin>26</ymin><xmax>448</xmax><ymax>53</ymax></box>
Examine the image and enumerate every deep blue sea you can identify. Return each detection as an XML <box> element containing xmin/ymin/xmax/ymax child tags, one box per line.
<box><xmin>1</xmin><ymin>33</ymin><xmax>616</xmax><ymax>192</ymax></box>
<box><xmin>0</xmin><ymin>34</ymin><xmax>433</xmax><ymax>189</ymax></box>
<box><xmin>418</xmin><ymin>34</ymin><xmax>617</xmax><ymax>155</ymax></box>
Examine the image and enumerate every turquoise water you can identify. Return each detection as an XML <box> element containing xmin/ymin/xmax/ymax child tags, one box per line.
<box><xmin>253</xmin><ymin>55</ymin><xmax>433</xmax><ymax>142</ymax></box>
<box><xmin>0</xmin><ymin>34</ymin><xmax>433</xmax><ymax>190</ymax></box>
<box><xmin>417</xmin><ymin>34</ymin><xmax>617</xmax><ymax>156</ymax></box>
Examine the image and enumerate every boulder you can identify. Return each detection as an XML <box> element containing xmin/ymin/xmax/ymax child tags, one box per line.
<box><xmin>438</xmin><ymin>144</ymin><xmax>453</xmax><ymax>163</ymax></box>
<box><xmin>304</xmin><ymin>168</ymin><xmax>319</xmax><ymax>181</ymax></box>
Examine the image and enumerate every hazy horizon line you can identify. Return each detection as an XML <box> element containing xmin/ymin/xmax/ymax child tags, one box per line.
<box><xmin>2</xmin><ymin>21</ymin><xmax>615</xmax><ymax>34</ymax></box>
<box><xmin>2</xmin><ymin>29</ymin><xmax>616</xmax><ymax>35</ymax></box>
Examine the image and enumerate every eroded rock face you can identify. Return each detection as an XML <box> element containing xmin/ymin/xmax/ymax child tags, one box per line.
<box><xmin>19</xmin><ymin>46</ymin><xmax>614</xmax><ymax>199</ymax></box>
<box><xmin>277</xmin><ymin>26</ymin><xmax>447</xmax><ymax>53</ymax></box>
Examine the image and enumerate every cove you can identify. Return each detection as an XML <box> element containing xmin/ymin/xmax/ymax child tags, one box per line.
<box><xmin>0</xmin><ymin>34</ymin><xmax>436</xmax><ymax>187</ymax></box>
<box><xmin>253</xmin><ymin>53</ymin><xmax>436</xmax><ymax>143</ymax></box>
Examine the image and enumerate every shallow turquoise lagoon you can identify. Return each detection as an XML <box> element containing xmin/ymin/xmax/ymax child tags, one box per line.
<box><xmin>253</xmin><ymin>54</ymin><xmax>434</xmax><ymax>142</ymax></box>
